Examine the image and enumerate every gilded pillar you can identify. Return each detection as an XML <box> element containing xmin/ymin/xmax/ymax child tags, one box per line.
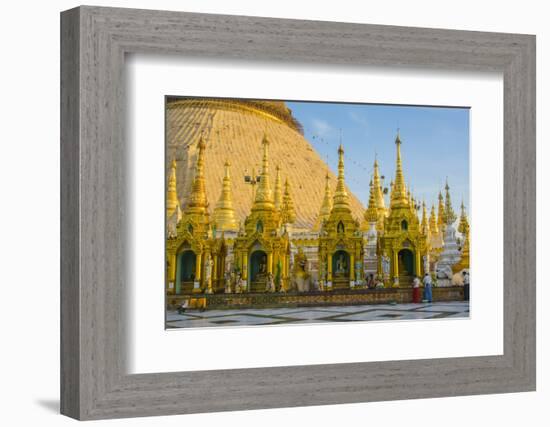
<box><xmin>358</xmin><ymin>248</ymin><xmax>363</xmax><ymax>280</ymax></box>
<box><xmin>167</xmin><ymin>253</ymin><xmax>176</xmax><ymax>294</ymax></box>
<box><xmin>392</xmin><ymin>250</ymin><xmax>399</xmax><ymax>287</ymax></box>
<box><xmin>281</xmin><ymin>253</ymin><xmax>287</xmax><ymax>291</ymax></box>
<box><xmin>350</xmin><ymin>253</ymin><xmax>355</xmax><ymax>286</ymax></box>
<box><xmin>267</xmin><ymin>252</ymin><xmax>273</xmax><ymax>274</ymax></box>
<box><xmin>205</xmin><ymin>251</ymin><xmax>213</xmax><ymax>294</ymax></box>
<box><xmin>287</xmin><ymin>250</ymin><xmax>291</xmax><ymax>279</ymax></box>
<box><xmin>415</xmin><ymin>250</ymin><xmax>421</xmax><ymax>277</ymax></box>
<box><xmin>274</xmin><ymin>250</ymin><xmax>280</xmax><ymax>289</ymax></box>
<box><xmin>273</xmin><ymin>250</ymin><xmax>279</xmax><ymax>274</ymax></box>
<box><xmin>327</xmin><ymin>252</ymin><xmax>333</xmax><ymax>290</ymax></box>
<box><xmin>212</xmin><ymin>255</ymin><xmax>218</xmax><ymax>292</ymax></box>
<box><xmin>220</xmin><ymin>253</ymin><xmax>226</xmax><ymax>280</ymax></box>
<box><xmin>242</xmin><ymin>252</ymin><xmax>248</xmax><ymax>281</ymax></box>
<box><xmin>193</xmin><ymin>252</ymin><xmax>203</xmax><ymax>293</ymax></box>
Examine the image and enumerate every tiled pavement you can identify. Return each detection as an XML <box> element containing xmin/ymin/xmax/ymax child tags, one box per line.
<box><xmin>166</xmin><ymin>301</ymin><xmax>469</xmax><ymax>329</ymax></box>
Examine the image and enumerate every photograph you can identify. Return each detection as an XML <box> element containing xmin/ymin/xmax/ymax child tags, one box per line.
<box><xmin>164</xmin><ymin>97</ymin><xmax>471</xmax><ymax>328</ymax></box>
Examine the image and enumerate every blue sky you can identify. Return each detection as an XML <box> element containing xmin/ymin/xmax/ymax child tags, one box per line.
<box><xmin>286</xmin><ymin>101</ymin><xmax>470</xmax><ymax>214</ymax></box>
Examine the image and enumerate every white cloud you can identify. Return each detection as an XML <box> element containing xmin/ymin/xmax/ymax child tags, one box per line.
<box><xmin>349</xmin><ymin>111</ymin><xmax>369</xmax><ymax>130</ymax></box>
<box><xmin>310</xmin><ymin>118</ymin><xmax>335</xmax><ymax>137</ymax></box>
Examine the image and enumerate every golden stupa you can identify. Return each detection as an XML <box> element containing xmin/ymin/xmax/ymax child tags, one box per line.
<box><xmin>166</xmin><ymin>98</ymin><xmax>365</xmax><ymax>230</ymax></box>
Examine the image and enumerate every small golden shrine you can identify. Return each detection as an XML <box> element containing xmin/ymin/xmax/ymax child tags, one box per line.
<box><xmin>378</xmin><ymin>133</ymin><xmax>429</xmax><ymax>287</ymax></box>
<box><xmin>233</xmin><ymin>135</ymin><xmax>292</xmax><ymax>292</ymax></box>
<box><xmin>166</xmin><ymin>137</ymin><xmax>231</xmax><ymax>295</ymax></box>
<box><xmin>318</xmin><ymin>144</ymin><xmax>363</xmax><ymax>290</ymax></box>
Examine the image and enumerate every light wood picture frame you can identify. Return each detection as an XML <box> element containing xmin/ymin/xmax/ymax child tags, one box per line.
<box><xmin>60</xmin><ymin>5</ymin><xmax>536</xmax><ymax>420</ymax></box>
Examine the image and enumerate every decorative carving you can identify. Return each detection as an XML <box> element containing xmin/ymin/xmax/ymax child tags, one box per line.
<box><xmin>291</xmin><ymin>247</ymin><xmax>310</xmax><ymax>292</ymax></box>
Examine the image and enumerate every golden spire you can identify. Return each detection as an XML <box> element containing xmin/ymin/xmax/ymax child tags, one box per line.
<box><xmin>332</xmin><ymin>144</ymin><xmax>351</xmax><ymax>211</ymax></box>
<box><xmin>281</xmin><ymin>178</ymin><xmax>296</xmax><ymax>224</ymax></box>
<box><xmin>186</xmin><ymin>136</ymin><xmax>208</xmax><ymax>213</ymax></box>
<box><xmin>372</xmin><ymin>157</ymin><xmax>386</xmax><ymax>210</ymax></box>
<box><xmin>273</xmin><ymin>165</ymin><xmax>283</xmax><ymax>211</ymax></box>
<box><xmin>390</xmin><ymin>131</ymin><xmax>408</xmax><ymax>206</ymax></box>
<box><xmin>167</xmin><ymin>158</ymin><xmax>180</xmax><ymax>218</ymax></box>
<box><xmin>313</xmin><ymin>172</ymin><xmax>333</xmax><ymax>231</ymax></box>
<box><xmin>420</xmin><ymin>200</ymin><xmax>429</xmax><ymax>236</ymax></box>
<box><xmin>455</xmin><ymin>227</ymin><xmax>470</xmax><ymax>271</ymax></box>
<box><xmin>213</xmin><ymin>161</ymin><xmax>239</xmax><ymax>232</ymax></box>
<box><xmin>444</xmin><ymin>178</ymin><xmax>456</xmax><ymax>225</ymax></box>
<box><xmin>252</xmin><ymin>134</ymin><xmax>274</xmax><ymax>211</ymax></box>
<box><xmin>364</xmin><ymin>179</ymin><xmax>378</xmax><ymax>223</ymax></box>
<box><xmin>458</xmin><ymin>200</ymin><xmax>470</xmax><ymax>235</ymax></box>
<box><xmin>437</xmin><ymin>191</ymin><xmax>446</xmax><ymax>230</ymax></box>
<box><xmin>429</xmin><ymin>204</ymin><xmax>439</xmax><ymax>235</ymax></box>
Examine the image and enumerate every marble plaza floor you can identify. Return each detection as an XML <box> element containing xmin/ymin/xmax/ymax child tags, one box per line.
<box><xmin>166</xmin><ymin>301</ymin><xmax>469</xmax><ymax>329</ymax></box>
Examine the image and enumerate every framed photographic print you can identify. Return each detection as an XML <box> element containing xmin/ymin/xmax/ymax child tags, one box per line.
<box><xmin>61</xmin><ymin>6</ymin><xmax>536</xmax><ymax>420</ymax></box>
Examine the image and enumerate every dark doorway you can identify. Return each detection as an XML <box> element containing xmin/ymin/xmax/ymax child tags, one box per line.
<box><xmin>249</xmin><ymin>250</ymin><xmax>268</xmax><ymax>292</ymax></box>
<box><xmin>332</xmin><ymin>250</ymin><xmax>350</xmax><ymax>278</ymax></box>
<box><xmin>397</xmin><ymin>249</ymin><xmax>415</xmax><ymax>286</ymax></box>
<box><xmin>177</xmin><ymin>250</ymin><xmax>196</xmax><ymax>293</ymax></box>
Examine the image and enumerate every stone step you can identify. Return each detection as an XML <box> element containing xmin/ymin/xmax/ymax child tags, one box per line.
<box><xmin>249</xmin><ymin>281</ymin><xmax>267</xmax><ymax>293</ymax></box>
<box><xmin>181</xmin><ymin>281</ymin><xmax>195</xmax><ymax>293</ymax></box>
<box><xmin>398</xmin><ymin>275</ymin><xmax>413</xmax><ymax>286</ymax></box>
<box><xmin>332</xmin><ymin>279</ymin><xmax>351</xmax><ymax>290</ymax></box>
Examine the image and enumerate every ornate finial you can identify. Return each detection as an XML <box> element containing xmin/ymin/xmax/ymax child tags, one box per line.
<box><xmin>167</xmin><ymin>158</ymin><xmax>180</xmax><ymax>218</ymax></box>
<box><xmin>456</xmin><ymin>220</ymin><xmax>470</xmax><ymax>271</ymax></box>
<box><xmin>333</xmin><ymin>143</ymin><xmax>350</xmax><ymax>211</ymax></box>
<box><xmin>372</xmin><ymin>155</ymin><xmax>386</xmax><ymax>211</ymax></box>
<box><xmin>198</xmin><ymin>134</ymin><xmax>206</xmax><ymax>150</ymax></box>
<box><xmin>444</xmin><ymin>179</ymin><xmax>456</xmax><ymax>225</ymax></box>
<box><xmin>281</xmin><ymin>178</ymin><xmax>296</xmax><ymax>224</ymax></box>
<box><xmin>252</xmin><ymin>133</ymin><xmax>274</xmax><ymax>210</ymax></box>
<box><xmin>186</xmin><ymin>137</ymin><xmax>208</xmax><ymax>212</ymax></box>
<box><xmin>274</xmin><ymin>165</ymin><xmax>283</xmax><ymax>211</ymax></box>
<box><xmin>395</xmin><ymin>129</ymin><xmax>401</xmax><ymax>145</ymax></box>
<box><xmin>213</xmin><ymin>160</ymin><xmax>238</xmax><ymax>232</ymax></box>
<box><xmin>420</xmin><ymin>200</ymin><xmax>429</xmax><ymax>236</ymax></box>
<box><xmin>364</xmin><ymin>178</ymin><xmax>378</xmax><ymax>224</ymax></box>
<box><xmin>437</xmin><ymin>190</ymin><xmax>446</xmax><ymax>230</ymax></box>
<box><xmin>461</xmin><ymin>232</ymin><xmax>470</xmax><ymax>269</ymax></box>
<box><xmin>313</xmin><ymin>172</ymin><xmax>333</xmax><ymax>231</ymax></box>
<box><xmin>390</xmin><ymin>130</ymin><xmax>407</xmax><ymax>206</ymax></box>
<box><xmin>429</xmin><ymin>204</ymin><xmax>439</xmax><ymax>235</ymax></box>
<box><xmin>458</xmin><ymin>199</ymin><xmax>470</xmax><ymax>235</ymax></box>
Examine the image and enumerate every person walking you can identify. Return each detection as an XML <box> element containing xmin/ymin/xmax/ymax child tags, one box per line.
<box><xmin>422</xmin><ymin>273</ymin><xmax>433</xmax><ymax>303</ymax></box>
<box><xmin>463</xmin><ymin>270</ymin><xmax>470</xmax><ymax>301</ymax></box>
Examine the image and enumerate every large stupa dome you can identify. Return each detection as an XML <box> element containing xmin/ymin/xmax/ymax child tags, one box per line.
<box><xmin>167</xmin><ymin>97</ymin><xmax>365</xmax><ymax>230</ymax></box>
